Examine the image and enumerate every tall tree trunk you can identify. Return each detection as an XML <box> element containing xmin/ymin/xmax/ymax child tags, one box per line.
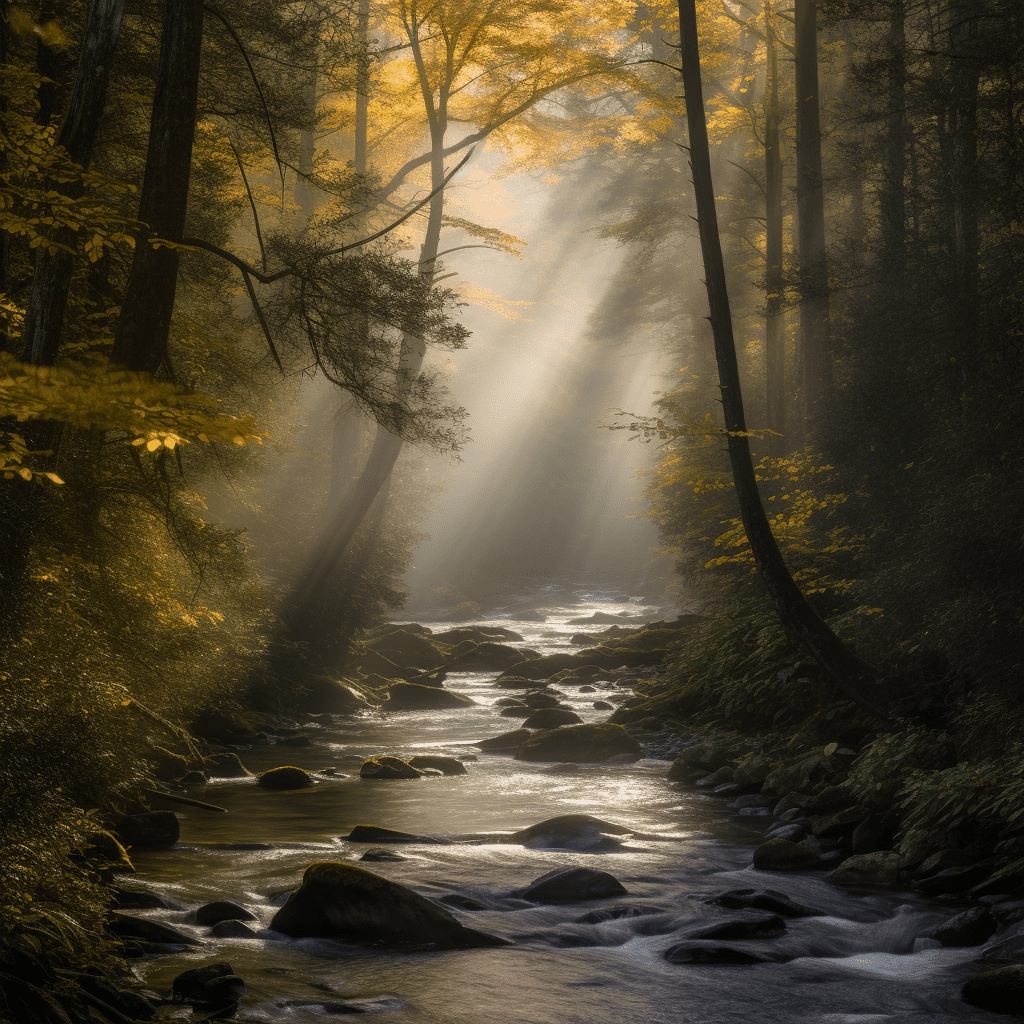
<box><xmin>879</xmin><ymin>0</ymin><xmax>907</xmax><ymax>302</ymax></box>
<box><xmin>948</xmin><ymin>0</ymin><xmax>980</xmax><ymax>395</ymax></box>
<box><xmin>110</xmin><ymin>0</ymin><xmax>203</xmax><ymax>374</ymax></box>
<box><xmin>675</xmin><ymin>0</ymin><xmax>889</xmax><ymax>721</ymax></box>
<box><xmin>794</xmin><ymin>0</ymin><xmax>832</xmax><ymax>439</ymax></box>
<box><xmin>20</xmin><ymin>0</ymin><xmax>126</xmax><ymax>367</ymax></box>
<box><xmin>763</xmin><ymin>0</ymin><xmax>786</xmax><ymax>454</ymax></box>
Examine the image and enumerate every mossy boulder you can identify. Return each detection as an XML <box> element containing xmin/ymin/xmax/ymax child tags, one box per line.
<box><xmin>364</xmin><ymin>630</ymin><xmax>448</xmax><ymax>670</ymax></box>
<box><xmin>829</xmin><ymin>851</ymin><xmax>903</xmax><ymax>884</ymax></box>
<box><xmin>257</xmin><ymin>766</ymin><xmax>315</xmax><ymax>790</ymax></box>
<box><xmin>962</xmin><ymin>965</ymin><xmax>1024</xmax><ymax>1015</ymax></box>
<box><xmin>514</xmin><ymin>724</ymin><xmax>642</xmax><ymax>763</ymax></box>
<box><xmin>445</xmin><ymin>642</ymin><xmax>537</xmax><ymax>671</ymax></box>
<box><xmin>386</xmin><ymin>683</ymin><xmax>476</xmax><ymax>710</ymax></box>
<box><xmin>298</xmin><ymin>677</ymin><xmax>371</xmax><ymax>714</ymax></box>
<box><xmin>269</xmin><ymin>861</ymin><xmax>507</xmax><ymax>949</ymax></box>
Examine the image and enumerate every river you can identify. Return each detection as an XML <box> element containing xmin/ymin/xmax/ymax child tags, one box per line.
<box><xmin>125</xmin><ymin>601</ymin><xmax>995</xmax><ymax>1023</ymax></box>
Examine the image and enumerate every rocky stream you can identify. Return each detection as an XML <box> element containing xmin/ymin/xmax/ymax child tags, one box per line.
<box><xmin>105</xmin><ymin>603</ymin><xmax>1024</xmax><ymax>1023</ymax></box>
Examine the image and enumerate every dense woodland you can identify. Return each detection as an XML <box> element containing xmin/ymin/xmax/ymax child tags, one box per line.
<box><xmin>1</xmin><ymin>0</ymin><xmax>1023</xmax><ymax>1019</ymax></box>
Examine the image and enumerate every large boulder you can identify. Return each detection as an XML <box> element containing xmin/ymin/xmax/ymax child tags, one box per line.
<box><xmin>514</xmin><ymin>867</ymin><xmax>628</xmax><ymax>903</ymax></box>
<box><xmin>269</xmin><ymin>862</ymin><xmax>507</xmax><ymax>949</ymax></box>
<box><xmin>257</xmin><ymin>766</ymin><xmax>315</xmax><ymax>790</ymax></box>
<box><xmin>962</xmin><ymin>965</ymin><xmax>1024</xmax><ymax>1015</ymax></box>
<box><xmin>434</xmin><ymin>626</ymin><xmax>525</xmax><ymax>645</ymax></box>
<box><xmin>206</xmin><ymin>752</ymin><xmax>253</xmax><ymax>778</ymax></box>
<box><xmin>171</xmin><ymin>963</ymin><xmax>245</xmax><ymax>1009</ymax></box>
<box><xmin>445</xmin><ymin>642</ymin><xmax>537</xmax><ymax>672</ymax></box>
<box><xmin>514</xmin><ymin>724</ymin><xmax>642</xmax><ymax>763</ymax></box>
<box><xmin>830</xmin><ymin>851</ymin><xmax>903</xmax><ymax>884</ymax></box>
<box><xmin>521</xmin><ymin>708</ymin><xmax>583</xmax><ymax>730</ymax></box>
<box><xmin>195</xmin><ymin>901</ymin><xmax>256</xmax><ymax>927</ymax></box>
<box><xmin>364</xmin><ymin>630</ymin><xmax>448</xmax><ymax>670</ymax></box>
<box><xmin>386</xmin><ymin>683</ymin><xmax>476</xmax><ymax>711</ymax></box>
<box><xmin>476</xmin><ymin>728</ymin><xmax>532</xmax><ymax>750</ymax></box>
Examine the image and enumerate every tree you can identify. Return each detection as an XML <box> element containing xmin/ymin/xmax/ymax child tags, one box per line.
<box><xmin>675</xmin><ymin>0</ymin><xmax>888</xmax><ymax>719</ymax></box>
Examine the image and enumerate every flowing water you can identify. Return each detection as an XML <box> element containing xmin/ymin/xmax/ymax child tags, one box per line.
<box><xmin>126</xmin><ymin>600</ymin><xmax>997</xmax><ymax>1023</ymax></box>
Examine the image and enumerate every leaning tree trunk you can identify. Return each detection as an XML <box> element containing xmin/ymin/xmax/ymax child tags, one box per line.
<box><xmin>675</xmin><ymin>0</ymin><xmax>889</xmax><ymax>721</ymax></box>
<box><xmin>793</xmin><ymin>0</ymin><xmax>832</xmax><ymax>440</ymax></box>
<box><xmin>110</xmin><ymin>0</ymin><xmax>204</xmax><ymax>373</ymax></box>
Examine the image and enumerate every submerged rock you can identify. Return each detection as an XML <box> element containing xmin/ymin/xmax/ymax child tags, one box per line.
<box><xmin>664</xmin><ymin>943</ymin><xmax>777</xmax><ymax>965</ymax></box>
<box><xmin>924</xmin><ymin>906</ymin><xmax>996</xmax><ymax>947</ymax></box>
<box><xmin>360</xmin><ymin>849</ymin><xmax>407</xmax><ymax>862</ymax></box>
<box><xmin>269</xmin><ymin>861</ymin><xmax>507</xmax><ymax>949</ymax></box>
<box><xmin>514</xmin><ymin>724</ymin><xmax>642</xmax><ymax>763</ymax></box>
<box><xmin>210</xmin><ymin>920</ymin><xmax>258</xmax><ymax>938</ymax></box>
<box><xmin>686</xmin><ymin>911</ymin><xmax>787</xmax><ymax>941</ymax></box>
<box><xmin>257</xmin><ymin>766</ymin><xmax>315</xmax><ymax>790</ymax></box>
<box><xmin>109</xmin><ymin>913</ymin><xmax>198</xmax><ymax>946</ymax></box>
<box><xmin>706</xmin><ymin>889</ymin><xmax>823</xmax><ymax>919</ymax></box>
<box><xmin>515</xmin><ymin>867</ymin><xmax>628</xmax><ymax>903</ymax></box>
<box><xmin>387</xmin><ymin>682</ymin><xmax>476</xmax><ymax>710</ymax></box>
<box><xmin>344</xmin><ymin>825</ymin><xmax>448</xmax><ymax>844</ymax></box>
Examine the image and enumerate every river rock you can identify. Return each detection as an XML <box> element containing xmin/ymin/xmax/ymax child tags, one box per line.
<box><xmin>515</xmin><ymin>867</ymin><xmax>628</xmax><ymax>903</ymax></box>
<box><xmin>916</xmin><ymin>863</ymin><xmax>993</xmax><ymax>896</ymax></box>
<box><xmin>514</xmin><ymin>724</ymin><xmax>642</xmax><ymax>763</ymax></box>
<box><xmin>706</xmin><ymin>889</ymin><xmax>823</xmax><ymax>918</ymax></box>
<box><xmin>500</xmin><ymin>706</ymin><xmax>532</xmax><ymax>717</ymax></box>
<box><xmin>476</xmin><ymin>728</ymin><xmax>532</xmax><ymax>750</ymax></box>
<box><xmin>345</xmin><ymin>824</ymin><xmax>448</xmax><ymax>844</ymax></box>
<box><xmin>830</xmin><ymin>851</ymin><xmax>903</xmax><ymax>884</ymax></box>
<box><xmin>387</xmin><ymin>682</ymin><xmax>476</xmax><ymax>710</ymax></box>
<box><xmin>522</xmin><ymin>690</ymin><xmax>564</xmax><ymax>708</ymax></box>
<box><xmin>257</xmin><ymin>766</ymin><xmax>315</xmax><ymax>790</ymax></box>
<box><xmin>962</xmin><ymin>965</ymin><xmax>1024</xmax><ymax>1015</ymax></box>
<box><xmin>211</xmin><ymin>919</ymin><xmax>258</xmax><ymax>938</ymax></box>
<box><xmin>299</xmin><ymin>677</ymin><xmax>371</xmax><ymax>714</ymax></box>
<box><xmin>109</xmin><ymin>913</ymin><xmax>198</xmax><ymax>946</ymax></box>
<box><xmin>923</xmin><ymin>906</ymin><xmax>996</xmax><ymax>947</ymax></box>
<box><xmin>752</xmin><ymin>839</ymin><xmax>823</xmax><ymax>872</ymax></box>
<box><xmin>360</xmin><ymin>849</ymin><xmax>407</xmax><ymax>862</ymax></box>
<box><xmin>763</xmin><ymin>823</ymin><xmax>807</xmax><ymax>843</ymax></box>
<box><xmin>686</xmin><ymin>911</ymin><xmax>787</xmax><ymax>941</ymax></box>
<box><xmin>407</xmin><ymin>755</ymin><xmax>468</xmax><ymax>776</ymax></box>
<box><xmin>195</xmin><ymin>900</ymin><xmax>256</xmax><ymax>926</ymax></box>
<box><xmin>495</xmin><ymin>675</ymin><xmax>547</xmax><ymax>689</ymax></box>
<box><xmin>510</xmin><ymin>814</ymin><xmax>634</xmax><ymax>852</ymax></box>
<box><xmin>664</xmin><ymin>943</ymin><xmax>776</xmax><ymax>965</ymax></box>
<box><xmin>278</xmin><ymin>734</ymin><xmax>312</xmax><ymax>747</ymax></box>
<box><xmin>171</xmin><ymin>963</ymin><xmax>245</xmax><ymax>1008</ymax></box>
<box><xmin>811</xmin><ymin>804</ymin><xmax>868</xmax><ymax>841</ymax></box>
<box><xmin>114</xmin><ymin>811</ymin><xmax>180</xmax><ymax>847</ymax></box>
<box><xmin>521</xmin><ymin>708</ymin><xmax>583</xmax><ymax>729</ymax></box>
<box><xmin>359</xmin><ymin>756</ymin><xmax>424</xmax><ymax>780</ymax></box>
<box><xmin>364</xmin><ymin>629</ymin><xmax>448</xmax><ymax>670</ymax></box>
<box><xmin>269</xmin><ymin>862</ymin><xmax>507</xmax><ymax>949</ymax></box>
<box><xmin>434</xmin><ymin>626</ymin><xmax>525</xmax><ymax>645</ymax></box>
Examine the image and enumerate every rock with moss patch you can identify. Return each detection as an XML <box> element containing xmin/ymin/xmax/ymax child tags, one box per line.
<box><xmin>257</xmin><ymin>766</ymin><xmax>315</xmax><ymax>790</ymax></box>
<box><xmin>360</xmin><ymin>756</ymin><xmax>424</xmax><ymax>780</ymax></box>
<box><xmin>269</xmin><ymin>861</ymin><xmax>507</xmax><ymax>949</ymax></box>
<box><xmin>830</xmin><ymin>851</ymin><xmax>903</xmax><ymax>884</ymax></box>
<box><xmin>514</xmin><ymin>724</ymin><xmax>641</xmax><ymax>763</ymax></box>
<box><xmin>299</xmin><ymin>677</ymin><xmax>371</xmax><ymax>714</ymax></box>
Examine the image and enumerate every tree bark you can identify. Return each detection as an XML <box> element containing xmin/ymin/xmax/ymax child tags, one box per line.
<box><xmin>110</xmin><ymin>0</ymin><xmax>204</xmax><ymax>374</ymax></box>
<box><xmin>763</xmin><ymin>0</ymin><xmax>786</xmax><ymax>454</ymax></box>
<box><xmin>794</xmin><ymin>0</ymin><xmax>831</xmax><ymax>438</ymax></box>
<box><xmin>675</xmin><ymin>0</ymin><xmax>889</xmax><ymax>721</ymax></box>
<box><xmin>20</xmin><ymin>0</ymin><xmax>127</xmax><ymax>368</ymax></box>
<box><xmin>879</xmin><ymin>0</ymin><xmax>907</xmax><ymax>301</ymax></box>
